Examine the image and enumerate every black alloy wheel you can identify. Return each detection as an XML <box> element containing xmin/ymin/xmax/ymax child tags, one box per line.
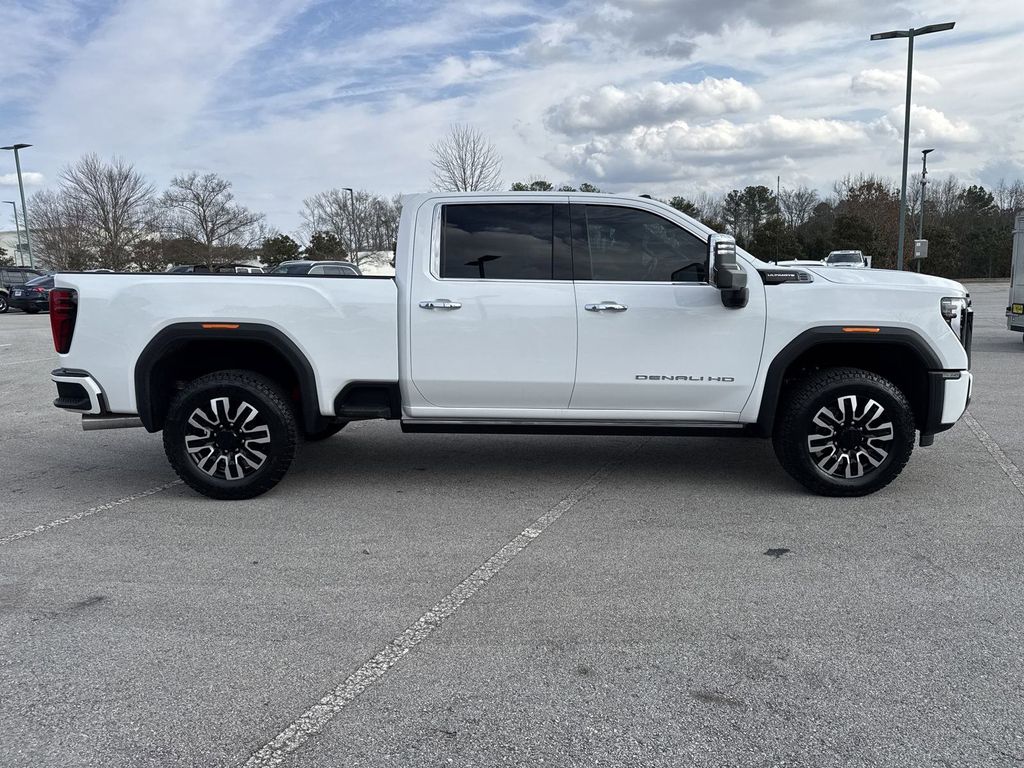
<box><xmin>773</xmin><ymin>367</ymin><xmax>916</xmax><ymax>496</ymax></box>
<box><xmin>163</xmin><ymin>370</ymin><xmax>297</xmax><ymax>499</ymax></box>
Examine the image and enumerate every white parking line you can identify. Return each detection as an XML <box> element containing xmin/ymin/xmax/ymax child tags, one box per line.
<box><xmin>242</xmin><ymin>448</ymin><xmax>635</xmax><ymax>768</ymax></box>
<box><xmin>0</xmin><ymin>480</ymin><xmax>182</xmax><ymax>546</ymax></box>
<box><xmin>963</xmin><ymin>411</ymin><xmax>1024</xmax><ymax>498</ymax></box>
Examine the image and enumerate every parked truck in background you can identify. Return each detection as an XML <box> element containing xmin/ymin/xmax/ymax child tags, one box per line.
<box><xmin>48</xmin><ymin>192</ymin><xmax>974</xmax><ymax>500</ymax></box>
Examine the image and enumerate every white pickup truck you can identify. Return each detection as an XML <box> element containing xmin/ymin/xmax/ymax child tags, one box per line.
<box><xmin>48</xmin><ymin>192</ymin><xmax>974</xmax><ymax>499</ymax></box>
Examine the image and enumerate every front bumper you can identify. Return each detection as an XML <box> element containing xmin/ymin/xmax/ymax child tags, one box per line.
<box><xmin>51</xmin><ymin>368</ymin><xmax>106</xmax><ymax>415</ymax></box>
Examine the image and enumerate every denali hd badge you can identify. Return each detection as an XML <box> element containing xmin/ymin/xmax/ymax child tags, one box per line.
<box><xmin>635</xmin><ymin>375</ymin><xmax>735</xmax><ymax>382</ymax></box>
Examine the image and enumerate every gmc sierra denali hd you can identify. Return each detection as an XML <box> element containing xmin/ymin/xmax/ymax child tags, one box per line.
<box><xmin>48</xmin><ymin>192</ymin><xmax>973</xmax><ymax>499</ymax></box>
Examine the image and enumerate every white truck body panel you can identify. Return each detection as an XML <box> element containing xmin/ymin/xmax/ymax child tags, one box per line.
<box><xmin>53</xmin><ymin>273</ymin><xmax>399</xmax><ymax>415</ymax></box>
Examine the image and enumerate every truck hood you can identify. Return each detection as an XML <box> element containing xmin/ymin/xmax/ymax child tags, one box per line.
<box><xmin>804</xmin><ymin>266</ymin><xmax>967</xmax><ymax>295</ymax></box>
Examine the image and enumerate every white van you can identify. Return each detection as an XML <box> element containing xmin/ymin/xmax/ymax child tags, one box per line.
<box><xmin>1009</xmin><ymin>212</ymin><xmax>1024</xmax><ymax>341</ymax></box>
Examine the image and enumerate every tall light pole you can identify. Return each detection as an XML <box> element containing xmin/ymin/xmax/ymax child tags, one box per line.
<box><xmin>870</xmin><ymin>22</ymin><xmax>954</xmax><ymax>270</ymax></box>
<box><xmin>918</xmin><ymin>148</ymin><xmax>934</xmax><ymax>239</ymax></box>
<box><xmin>1</xmin><ymin>143</ymin><xmax>34</xmax><ymax>268</ymax></box>
<box><xmin>3</xmin><ymin>200</ymin><xmax>24</xmax><ymax>265</ymax></box>
<box><xmin>341</xmin><ymin>186</ymin><xmax>358</xmax><ymax>261</ymax></box>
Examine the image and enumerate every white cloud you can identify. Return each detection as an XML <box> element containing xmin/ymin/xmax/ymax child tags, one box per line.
<box><xmin>434</xmin><ymin>55</ymin><xmax>502</xmax><ymax>86</ymax></box>
<box><xmin>546</xmin><ymin>78</ymin><xmax>762</xmax><ymax>134</ymax></box>
<box><xmin>874</xmin><ymin>104</ymin><xmax>980</xmax><ymax>144</ymax></box>
<box><xmin>552</xmin><ymin>115</ymin><xmax>871</xmax><ymax>183</ymax></box>
<box><xmin>0</xmin><ymin>172</ymin><xmax>45</xmax><ymax>187</ymax></box>
<box><xmin>851</xmin><ymin>69</ymin><xmax>940</xmax><ymax>94</ymax></box>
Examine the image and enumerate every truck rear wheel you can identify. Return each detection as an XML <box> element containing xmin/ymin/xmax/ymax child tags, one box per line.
<box><xmin>773</xmin><ymin>367</ymin><xmax>915</xmax><ymax>496</ymax></box>
<box><xmin>163</xmin><ymin>370</ymin><xmax>297</xmax><ymax>500</ymax></box>
<box><xmin>0</xmin><ymin>293</ymin><xmax>8</xmax><ymax>313</ymax></box>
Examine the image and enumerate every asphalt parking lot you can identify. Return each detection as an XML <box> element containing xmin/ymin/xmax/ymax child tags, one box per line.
<box><xmin>1</xmin><ymin>281</ymin><xmax>1022</xmax><ymax>767</ymax></box>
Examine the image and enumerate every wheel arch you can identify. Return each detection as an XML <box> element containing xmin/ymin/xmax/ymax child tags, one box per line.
<box><xmin>756</xmin><ymin>326</ymin><xmax>943</xmax><ymax>438</ymax></box>
<box><xmin>135</xmin><ymin>322</ymin><xmax>322</xmax><ymax>434</ymax></box>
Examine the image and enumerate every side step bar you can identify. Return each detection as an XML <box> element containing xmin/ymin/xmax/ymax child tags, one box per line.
<box><xmin>400</xmin><ymin>420</ymin><xmax>755</xmax><ymax>437</ymax></box>
<box><xmin>82</xmin><ymin>415</ymin><xmax>145</xmax><ymax>431</ymax></box>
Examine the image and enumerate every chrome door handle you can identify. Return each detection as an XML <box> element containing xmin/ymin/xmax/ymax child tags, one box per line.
<box><xmin>584</xmin><ymin>302</ymin><xmax>628</xmax><ymax>312</ymax></box>
<box><xmin>419</xmin><ymin>299</ymin><xmax>462</xmax><ymax>310</ymax></box>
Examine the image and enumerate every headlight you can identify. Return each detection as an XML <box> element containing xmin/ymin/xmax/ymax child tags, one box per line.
<box><xmin>940</xmin><ymin>296</ymin><xmax>970</xmax><ymax>347</ymax></box>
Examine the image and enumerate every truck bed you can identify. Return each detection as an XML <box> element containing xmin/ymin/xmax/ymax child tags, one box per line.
<box><xmin>53</xmin><ymin>273</ymin><xmax>399</xmax><ymax>417</ymax></box>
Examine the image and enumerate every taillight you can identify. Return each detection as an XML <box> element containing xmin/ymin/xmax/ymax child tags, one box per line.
<box><xmin>50</xmin><ymin>288</ymin><xmax>78</xmax><ymax>354</ymax></box>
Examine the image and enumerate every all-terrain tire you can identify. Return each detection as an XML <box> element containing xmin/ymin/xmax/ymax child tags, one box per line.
<box><xmin>773</xmin><ymin>367</ymin><xmax>916</xmax><ymax>497</ymax></box>
<box><xmin>163</xmin><ymin>370</ymin><xmax>297</xmax><ymax>500</ymax></box>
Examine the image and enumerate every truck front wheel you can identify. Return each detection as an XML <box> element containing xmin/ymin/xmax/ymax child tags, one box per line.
<box><xmin>163</xmin><ymin>370</ymin><xmax>297</xmax><ymax>500</ymax></box>
<box><xmin>773</xmin><ymin>367</ymin><xmax>916</xmax><ymax>496</ymax></box>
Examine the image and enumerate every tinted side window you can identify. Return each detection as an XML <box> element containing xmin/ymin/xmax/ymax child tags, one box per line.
<box><xmin>575</xmin><ymin>205</ymin><xmax>708</xmax><ymax>282</ymax></box>
<box><xmin>441</xmin><ymin>204</ymin><xmax>555</xmax><ymax>280</ymax></box>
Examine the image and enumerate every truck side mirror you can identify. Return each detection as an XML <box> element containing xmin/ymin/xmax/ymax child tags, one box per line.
<box><xmin>710</xmin><ymin>234</ymin><xmax>748</xmax><ymax>309</ymax></box>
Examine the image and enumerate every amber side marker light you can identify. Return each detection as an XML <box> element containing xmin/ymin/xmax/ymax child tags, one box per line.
<box><xmin>201</xmin><ymin>323</ymin><xmax>240</xmax><ymax>330</ymax></box>
<box><xmin>842</xmin><ymin>327</ymin><xmax>881</xmax><ymax>333</ymax></box>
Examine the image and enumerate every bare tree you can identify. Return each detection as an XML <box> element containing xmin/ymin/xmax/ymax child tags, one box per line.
<box><xmin>27</xmin><ymin>188</ymin><xmax>94</xmax><ymax>270</ymax></box>
<box><xmin>61</xmin><ymin>154</ymin><xmax>156</xmax><ymax>270</ymax></box>
<box><xmin>778</xmin><ymin>186</ymin><xmax>820</xmax><ymax>228</ymax></box>
<box><xmin>300</xmin><ymin>189</ymin><xmax>401</xmax><ymax>267</ymax></box>
<box><xmin>161</xmin><ymin>172</ymin><xmax>265</xmax><ymax>268</ymax></box>
<box><xmin>429</xmin><ymin>123</ymin><xmax>502</xmax><ymax>192</ymax></box>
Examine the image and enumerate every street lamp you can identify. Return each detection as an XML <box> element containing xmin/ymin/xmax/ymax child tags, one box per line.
<box><xmin>870</xmin><ymin>22</ymin><xmax>954</xmax><ymax>270</ymax></box>
<box><xmin>3</xmin><ymin>200</ymin><xmax>24</xmax><ymax>266</ymax></box>
<box><xmin>341</xmin><ymin>186</ymin><xmax>359</xmax><ymax>260</ymax></box>
<box><xmin>918</xmin><ymin>148</ymin><xmax>934</xmax><ymax>239</ymax></box>
<box><xmin>1</xmin><ymin>143</ymin><xmax>34</xmax><ymax>268</ymax></box>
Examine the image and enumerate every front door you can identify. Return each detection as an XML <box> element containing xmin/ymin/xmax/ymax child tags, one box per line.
<box><xmin>569</xmin><ymin>202</ymin><xmax>766</xmax><ymax>417</ymax></box>
<box><xmin>409</xmin><ymin>200</ymin><xmax>578</xmax><ymax>409</ymax></box>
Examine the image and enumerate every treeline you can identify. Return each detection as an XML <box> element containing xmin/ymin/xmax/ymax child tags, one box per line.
<box><xmin>664</xmin><ymin>174</ymin><xmax>1024</xmax><ymax>278</ymax></box>
<box><xmin>17</xmin><ymin>154</ymin><xmax>401</xmax><ymax>272</ymax></box>
<box><xmin>11</xmin><ymin>151</ymin><xmax>1023</xmax><ymax>279</ymax></box>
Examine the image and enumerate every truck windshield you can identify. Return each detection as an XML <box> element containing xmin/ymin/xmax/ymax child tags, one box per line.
<box><xmin>828</xmin><ymin>253</ymin><xmax>862</xmax><ymax>264</ymax></box>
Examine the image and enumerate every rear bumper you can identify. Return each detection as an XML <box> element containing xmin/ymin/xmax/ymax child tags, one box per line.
<box><xmin>9</xmin><ymin>296</ymin><xmax>48</xmax><ymax>311</ymax></box>
<box><xmin>51</xmin><ymin>368</ymin><xmax>106</xmax><ymax>415</ymax></box>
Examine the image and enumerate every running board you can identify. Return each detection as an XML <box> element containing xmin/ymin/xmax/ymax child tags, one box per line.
<box><xmin>82</xmin><ymin>415</ymin><xmax>145</xmax><ymax>431</ymax></box>
<box><xmin>400</xmin><ymin>419</ymin><xmax>757</xmax><ymax>437</ymax></box>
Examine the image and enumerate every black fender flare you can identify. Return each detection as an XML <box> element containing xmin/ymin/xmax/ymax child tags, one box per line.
<box><xmin>755</xmin><ymin>326</ymin><xmax>943</xmax><ymax>437</ymax></box>
<box><xmin>134</xmin><ymin>322</ymin><xmax>321</xmax><ymax>433</ymax></box>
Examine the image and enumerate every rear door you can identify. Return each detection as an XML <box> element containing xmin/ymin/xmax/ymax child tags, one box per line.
<box><xmin>408</xmin><ymin>200</ymin><xmax>577</xmax><ymax>409</ymax></box>
<box><xmin>570</xmin><ymin>201</ymin><xmax>766</xmax><ymax>416</ymax></box>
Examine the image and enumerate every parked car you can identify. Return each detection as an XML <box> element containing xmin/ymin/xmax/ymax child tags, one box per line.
<box><xmin>50</xmin><ymin>192</ymin><xmax>973</xmax><ymax>501</ymax></box>
<box><xmin>0</xmin><ymin>266</ymin><xmax>46</xmax><ymax>313</ymax></box>
<box><xmin>825</xmin><ymin>250</ymin><xmax>870</xmax><ymax>268</ymax></box>
<box><xmin>167</xmin><ymin>263</ymin><xmax>265</xmax><ymax>274</ymax></box>
<box><xmin>270</xmin><ymin>260</ymin><xmax>362</xmax><ymax>276</ymax></box>
<box><xmin>9</xmin><ymin>274</ymin><xmax>54</xmax><ymax>313</ymax></box>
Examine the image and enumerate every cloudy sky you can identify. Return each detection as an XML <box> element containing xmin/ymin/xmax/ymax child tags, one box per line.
<box><xmin>2</xmin><ymin>0</ymin><xmax>1023</xmax><ymax>236</ymax></box>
